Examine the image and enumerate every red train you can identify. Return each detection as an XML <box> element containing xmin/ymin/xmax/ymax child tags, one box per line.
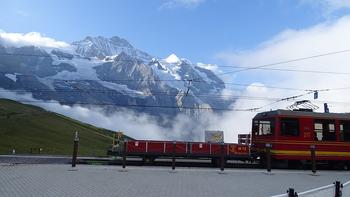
<box><xmin>253</xmin><ymin>109</ymin><xmax>350</xmax><ymax>168</ymax></box>
<box><xmin>109</xmin><ymin>109</ymin><xmax>350</xmax><ymax>168</ymax></box>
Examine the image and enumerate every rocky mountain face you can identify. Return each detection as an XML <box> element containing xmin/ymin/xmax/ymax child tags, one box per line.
<box><xmin>0</xmin><ymin>35</ymin><xmax>231</xmax><ymax>119</ymax></box>
<box><xmin>72</xmin><ymin>36</ymin><xmax>152</xmax><ymax>61</ymax></box>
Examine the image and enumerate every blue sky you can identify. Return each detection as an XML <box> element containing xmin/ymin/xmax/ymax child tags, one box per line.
<box><xmin>2</xmin><ymin>0</ymin><xmax>349</xmax><ymax>64</ymax></box>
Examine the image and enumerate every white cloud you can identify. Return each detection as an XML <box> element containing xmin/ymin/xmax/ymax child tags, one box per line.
<box><xmin>0</xmin><ymin>31</ymin><xmax>70</xmax><ymax>49</ymax></box>
<box><xmin>196</xmin><ymin>62</ymin><xmax>218</xmax><ymax>71</ymax></box>
<box><xmin>160</xmin><ymin>0</ymin><xmax>205</xmax><ymax>9</ymax></box>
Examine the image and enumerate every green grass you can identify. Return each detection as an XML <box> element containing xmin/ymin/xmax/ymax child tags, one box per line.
<box><xmin>0</xmin><ymin>98</ymin><xmax>128</xmax><ymax>156</ymax></box>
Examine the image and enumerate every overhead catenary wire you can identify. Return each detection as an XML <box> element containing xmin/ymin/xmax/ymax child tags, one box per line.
<box><xmin>9</xmin><ymin>91</ymin><xmax>350</xmax><ymax>112</ymax></box>
<box><xmin>2</xmin><ymin>49</ymin><xmax>350</xmax><ymax>92</ymax></box>
<box><xmin>0</xmin><ymin>88</ymin><xmax>282</xmax><ymax>101</ymax></box>
<box><xmin>190</xmin><ymin>49</ymin><xmax>350</xmax><ymax>81</ymax></box>
<box><xmin>3</xmin><ymin>87</ymin><xmax>346</xmax><ymax>112</ymax></box>
<box><xmin>10</xmin><ymin>99</ymin><xmax>247</xmax><ymax>111</ymax></box>
<box><xmin>213</xmin><ymin>65</ymin><xmax>350</xmax><ymax>75</ymax></box>
<box><xmin>1</xmin><ymin>49</ymin><xmax>350</xmax><ymax>78</ymax></box>
<box><xmin>3</xmin><ymin>71</ymin><xmax>350</xmax><ymax>93</ymax></box>
<box><xmin>239</xmin><ymin>87</ymin><xmax>350</xmax><ymax>112</ymax></box>
<box><xmin>238</xmin><ymin>91</ymin><xmax>319</xmax><ymax>111</ymax></box>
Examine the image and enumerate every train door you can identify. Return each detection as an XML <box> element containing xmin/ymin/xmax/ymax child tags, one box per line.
<box><xmin>252</xmin><ymin>118</ymin><xmax>275</xmax><ymax>139</ymax></box>
<box><xmin>251</xmin><ymin>117</ymin><xmax>275</xmax><ymax>158</ymax></box>
<box><xmin>340</xmin><ymin>121</ymin><xmax>350</xmax><ymax>142</ymax></box>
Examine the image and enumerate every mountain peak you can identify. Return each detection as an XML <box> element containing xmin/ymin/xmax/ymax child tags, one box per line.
<box><xmin>164</xmin><ymin>53</ymin><xmax>180</xmax><ymax>64</ymax></box>
<box><xmin>72</xmin><ymin>35</ymin><xmax>152</xmax><ymax>60</ymax></box>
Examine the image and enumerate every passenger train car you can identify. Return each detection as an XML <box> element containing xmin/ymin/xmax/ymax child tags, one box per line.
<box><xmin>252</xmin><ymin>109</ymin><xmax>350</xmax><ymax>168</ymax></box>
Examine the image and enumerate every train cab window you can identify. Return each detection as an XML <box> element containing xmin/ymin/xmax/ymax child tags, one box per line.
<box><xmin>340</xmin><ymin>122</ymin><xmax>350</xmax><ymax>142</ymax></box>
<box><xmin>314</xmin><ymin>120</ymin><xmax>336</xmax><ymax>141</ymax></box>
<box><xmin>253</xmin><ymin>119</ymin><xmax>274</xmax><ymax>136</ymax></box>
<box><xmin>280</xmin><ymin>118</ymin><xmax>299</xmax><ymax>136</ymax></box>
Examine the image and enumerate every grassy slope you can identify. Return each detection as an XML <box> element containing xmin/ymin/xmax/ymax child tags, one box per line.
<box><xmin>0</xmin><ymin>98</ymin><xmax>118</xmax><ymax>156</ymax></box>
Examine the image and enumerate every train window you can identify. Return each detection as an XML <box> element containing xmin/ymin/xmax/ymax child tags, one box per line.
<box><xmin>254</xmin><ymin>119</ymin><xmax>274</xmax><ymax>136</ymax></box>
<box><xmin>280</xmin><ymin>118</ymin><xmax>299</xmax><ymax>136</ymax></box>
<box><xmin>314</xmin><ymin>120</ymin><xmax>336</xmax><ymax>141</ymax></box>
<box><xmin>340</xmin><ymin>122</ymin><xmax>350</xmax><ymax>142</ymax></box>
<box><xmin>314</xmin><ymin>123</ymin><xmax>323</xmax><ymax>141</ymax></box>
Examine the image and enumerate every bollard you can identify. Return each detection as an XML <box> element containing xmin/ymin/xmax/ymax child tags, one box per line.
<box><xmin>265</xmin><ymin>143</ymin><xmax>272</xmax><ymax>173</ymax></box>
<box><xmin>334</xmin><ymin>181</ymin><xmax>342</xmax><ymax>197</ymax></box>
<box><xmin>310</xmin><ymin>145</ymin><xmax>316</xmax><ymax>174</ymax></box>
<box><xmin>287</xmin><ymin>188</ymin><xmax>298</xmax><ymax>197</ymax></box>
<box><xmin>122</xmin><ymin>140</ymin><xmax>127</xmax><ymax>169</ymax></box>
<box><xmin>220</xmin><ymin>143</ymin><xmax>225</xmax><ymax>171</ymax></box>
<box><xmin>172</xmin><ymin>141</ymin><xmax>176</xmax><ymax>170</ymax></box>
<box><xmin>71</xmin><ymin>132</ymin><xmax>79</xmax><ymax>168</ymax></box>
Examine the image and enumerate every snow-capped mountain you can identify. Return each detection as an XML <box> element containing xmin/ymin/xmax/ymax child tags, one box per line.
<box><xmin>0</xmin><ymin>35</ymin><xmax>230</xmax><ymax>118</ymax></box>
<box><xmin>72</xmin><ymin>36</ymin><xmax>152</xmax><ymax>61</ymax></box>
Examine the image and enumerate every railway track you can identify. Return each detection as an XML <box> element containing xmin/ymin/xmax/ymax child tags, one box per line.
<box><xmin>79</xmin><ymin>156</ymin><xmax>262</xmax><ymax>169</ymax></box>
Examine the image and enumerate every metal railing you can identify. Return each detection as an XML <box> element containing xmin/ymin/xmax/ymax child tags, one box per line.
<box><xmin>272</xmin><ymin>180</ymin><xmax>350</xmax><ymax>197</ymax></box>
<box><xmin>343</xmin><ymin>180</ymin><xmax>350</xmax><ymax>196</ymax></box>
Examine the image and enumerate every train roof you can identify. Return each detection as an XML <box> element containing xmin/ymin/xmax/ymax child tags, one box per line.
<box><xmin>254</xmin><ymin>109</ymin><xmax>350</xmax><ymax>120</ymax></box>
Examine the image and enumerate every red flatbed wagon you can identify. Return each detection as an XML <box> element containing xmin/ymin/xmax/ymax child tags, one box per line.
<box><xmin>123</xmin><ymin>140</ymin><xmax>251</xmax><ymax>163</ymax></box>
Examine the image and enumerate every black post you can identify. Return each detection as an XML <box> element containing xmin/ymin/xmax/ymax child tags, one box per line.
<box><xmin>310</xmin><ymin>145</ymin><xmax>316</xmax><ymax>174</ymax></box>
<box><xmin>220</xmin><ymin>143</ymin><xmax>225</xmax><ymax>171</ymax></box>
<box><xmin>266</xmin><ymin>143</ymin><xmax>272</xmax><ymax>173</ymax></box>
<box><xmin>122</xmin><ymin>140</ymin><xmax>127</xmax><ymax>169</ymax></box>
<box><xmin>172</xmin><ymin>141</ymin><xmax>176</xmax><ymax>170</ymax></box>
<box><xmin>335</xmin><ymin>181</ymin><xmax>341</xmax><ymax>197</ymax></box>
<box><xmin>288</xmin><ymin>188</ymin><xmax>297</xmax><ymax>197</ymax></box>
<box><xmin>72</xmin><ymin>132</ymin><xmax>79</xmax><ymax>168</ymax></box>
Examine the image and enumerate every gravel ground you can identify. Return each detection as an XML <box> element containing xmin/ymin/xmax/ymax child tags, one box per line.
<box><xmin>0</xmin><ymin>164</ymin><xmax>349</xmax><ymax>197</ymax></box>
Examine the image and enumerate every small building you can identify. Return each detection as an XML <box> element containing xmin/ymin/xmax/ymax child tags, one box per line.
<box><xmin>205</xmin><ymin>130</ymin><xmax>224</xmax><ymax>143</ymax></box>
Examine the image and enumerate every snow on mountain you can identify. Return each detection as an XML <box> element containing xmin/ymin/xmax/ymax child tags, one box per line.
<box><xmin>164</xmin><ymin>54</ymin><xmax>181</xmax><ymax>64</ymax></box>
<box><xmin>0</xmin><ymin>34</ymin><xmax>231</xmax><ymax>118</ymax></box>
<box><xmin>5</xmin><ymin>73</ymin><xmax>17</xmax><ymax>82</ymax></box>
<box><xmin>72</xmin><ymin>36</ymin><xmax>152</xmax><ymax>61</ymax></box>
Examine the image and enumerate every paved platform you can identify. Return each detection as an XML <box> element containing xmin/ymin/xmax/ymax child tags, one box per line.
<box><xmin>0</xmin><ymin>164</ymin><xmax>349</xmax><ymax>197</ymax></box>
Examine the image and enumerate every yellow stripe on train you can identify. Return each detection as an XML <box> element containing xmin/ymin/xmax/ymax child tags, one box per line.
<box><xmin>271</xmin><ymin>150</ymin><xmax>350</xmax><ymax>157</ymax></box>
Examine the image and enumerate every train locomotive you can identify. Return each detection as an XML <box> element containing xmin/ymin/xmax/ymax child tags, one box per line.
<box><xmin>108</xmin><ymin>109</ymin><xmax>350</xmax><ymax>169</ymax></box>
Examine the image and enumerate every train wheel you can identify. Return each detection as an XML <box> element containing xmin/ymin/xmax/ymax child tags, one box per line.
<box><xmin>210</xmin><ymin>158</ymin><xmax>217</xmax><ymax>167</ymax></box>
<box><xmin>142</xmin><ymin>157</ymin><xmax>155</xmax><ymax>165</ymax></box>
<box><xmin>328</xmin><ymin>161</ymin><xmax>347</xmax><ymax>170</ymax></box>
<box><xmin>211</xmin><ymin>158</ymin><xmax>226</xmax><ymax>168</ymax></box>
<box><xmin>287</xmin><ymin>160</ymin><xmax>303</xmax><ymax>169</ymax></box>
